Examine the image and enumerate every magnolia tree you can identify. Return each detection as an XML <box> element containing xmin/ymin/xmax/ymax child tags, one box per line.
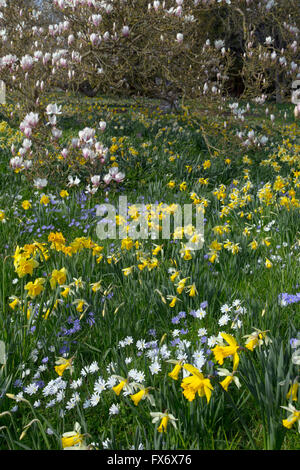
<box><xmin>49</xmin><ymin>0</ymin><xmax>233</xmax><ymax>107</ymax></box>
<box><xmin>0</xmin><ymin>0</ymin><xmax>233</xmax><ymax>188</ymax></box>
<box><xmin>48</xmin><ymin>0</ymin><xmax>299</xmax><ymax>104</ymax></box>
<box><xmin>219</xmin><ymin>0</ymin><xmax>300</xmax><ymax>149</ymax></box>
<box><xmin>0</xmin><ymin>0</ymin><xmax>299</xmax><ymax>187</ymax></box>
<box><xmin>0</xmin><ymin>0</ymin><xmax>125</xmax><ymax>190</ymax></box>
<box><xmin>223</xmin><ymin>0</ymin><xmax>300</xmax><ymax>103</ymax></box>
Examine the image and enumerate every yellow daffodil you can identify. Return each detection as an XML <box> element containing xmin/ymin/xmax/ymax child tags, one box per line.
<box><xmin>90</xmin><ymin>280</ymin><xmax>103</xmax><ymax>293</ymax></box>
<box><xmin>111</xmin><ymin>375</ymin><xmax>135</xmax><ymax>396</ymax></box>
<box><xmin>130</xmin><ymin>385</ymin><xmax>155</xmax><ymax>407</ymax></box>
<box><xmin>22</xmin><ymin>200</ymin><xmax>31</xmax><ymax>210</ymax></box>
<box><xmin>61</xmin><ymin>423</ymin><xmax>86</xmax><ymax>450</ymax></box>
<box><xmin>265</xmin><ymin>258</ymin><xmax>273</xmax><ymax>268</ymax></box>
<box><xmin>55</xmin><ymin>357</ymin><xmax>74</xmax><ymax>377</ymax></box>
<box><xmin>158</xmin><ymin>416</ymin><xmax>169</xmax><ymax>432</ymax></box>
<box><xmin>121</xmin><ymin>237</ymin><xmax>134</xmax><ymax>250</ymax></box>
<box><xmin>9</xmin><ymin>296</ymin><xmax>20</xmax><ymax>310</ymax></box>
<box><xmin>212</xmin><ymin>333</ymin><xmax>240</xmax><ymax>370</ymax></box>
<box><xmin>244</xmin><ymin>328</ymin><xmax>271</xmax><ymax>351</ymax></box>
<box><xmin>14</xmin><ymin>252</ymin><xmax>39</xmax><ymax>278</ymax></box>
<box><xmin>130</xmin><ymin>389</ymin><xmax>148</xmax><ymax>406</ymax></box>
<box><xmin>25</xmin><ymin>278</ymin><xmax>45</xmax><ymax>298</ymax></box>
<box><xmin>48</xmin><ymin>232</ymin><xmax>66</xmax><ymax>251</ymax></box>
<box><xmin>181</xmin><ymin>248</ymin><xmax>192</xmax><ymax>260</ymax></box>
<box><xmin>50</xmin><ymin>268</ymin><xmax>67</xmax><ymax>289</ymax></box>
<box><xmin>113</xmin><ymin>380</ymin><xmax>127</xmax><ymax>395</ymax></box>
<box><xmin>217</xmin><ymin>368</ymin><xmax>241</xmax><ymax>392</ymax></box>
<box><xmin>281</xmin><ymin>404</ymin><xmax>300</xmax><ymax>431</ymax></box>
<box><xmin>60</xmin><ymin>190</ymin><xmax>69</xmax><ymax>198</ymax></box>
<box><xmin>181</xmin><ymin>364</ymin><xmax>213</xmax><ymax>403</ymax></box>
<box><xmin>176</xmin><ymin>277</ymin><xmax>189</xmax><ymax>294</ymax></box>
<box><xmin>122</xmin><ymin>266</ymin><xmax>134</xmax><ymax>276</ymax></box>
<box><xmin>60</xmin><ymin>286</ymin><xmax>73</xmax><ymax>298</ymax></box>
<box><xmin>167</xmin><ymin>295</ymin><xmax>180</xmax><ymax>308</ymax></box>
<box><xmin>170</xmin><ymin>270</ymin><xmax>180</xmax><ymax>282</ymax></box>
<box><xmin>150</xmin><ymin>411</ymin><xmax>177</xmax><ymax>433</ymax></box>
<box><xmin>186</xmin><ymin>283</ymin><xmax>197</xmax><ymax>297</ymax></box>
<box><xmin>249</xmin><ymin>240</ymin><xmax>258</xmax><ymax>250</ymax></box>
<box><xmin>73</xmin><ymin>299</ymin><xmax>88</xmax><ymax>313</ymax></box>
<box><xmin>286</xmin><ymin>381</ymin><xmax>299</xmax><ymax>402</ymax></box>
<box><xmin>71</xmin><ymin>277</ymin><xmax>85</xmax><ymax>291</ymax></box>
<box><xmin>209</xmin><ymin>252</ymin><xmax>218</xmax><ymax>263</ymax></box>
<box><xmin>40</xmin><ymin>194</ymin><xmax>50</xmax><ymax>206</ymax></box>
<box><xmin>152</xmin><ymin>244</ymin><xmax>163</xmax><ymax>256</ymax></box>
<box><xmin>167</xmin><ymin>360</ymin><xmax>184</xmax><ymax>380</ymax></box>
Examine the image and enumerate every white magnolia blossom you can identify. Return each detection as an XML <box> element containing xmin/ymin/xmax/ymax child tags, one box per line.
<box><xmin>46</xmin><ymin>103</ymin><xmax>62</xmax><ymax>115</ymax></box>
<box><xmin>176</xmin><ymin>33</ymin><xmax>183</xmax><ymax>43</ymax></box>
<box><xmin>67</xmin><ymin>175</ymin><xmax>81</xmax><ymax>187</ymax></box>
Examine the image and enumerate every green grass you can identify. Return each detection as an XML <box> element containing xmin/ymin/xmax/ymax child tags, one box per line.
<box><xmin>0</xmin><ymin>93</ymin><xmax>299</xmax><ymax>450</ymax></box>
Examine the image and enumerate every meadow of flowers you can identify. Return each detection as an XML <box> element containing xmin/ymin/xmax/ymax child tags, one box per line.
<box><xmin>0</xmin><ymin>90</ymin><xmax>299</xmax><ymax>451</ymax></box>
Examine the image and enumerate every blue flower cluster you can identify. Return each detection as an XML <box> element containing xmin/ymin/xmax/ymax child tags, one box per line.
<box><xmin>278</xmin><ymin>292</ymin><xmax>300</xmax><ymax>306</ymax></box>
